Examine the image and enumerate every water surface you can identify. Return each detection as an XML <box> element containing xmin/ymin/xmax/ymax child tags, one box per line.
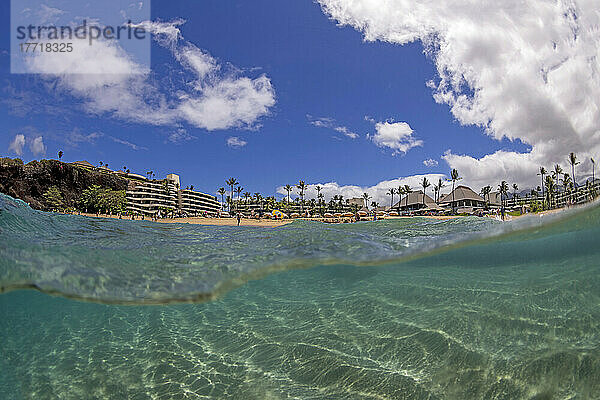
<box><xmin>1</xmin><ymin>194</ymin><xmax>599</xmax><ymax>398</ymax></box>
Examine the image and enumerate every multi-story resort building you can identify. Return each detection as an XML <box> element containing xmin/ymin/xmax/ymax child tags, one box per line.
<box><xmin>126</xmin><ymin>173</ymin><xmax>220</xmax><ymax>217</ymax></box>
<box><xmin>178</xmin><ymin>188</ymin><xmax>221</xmax><ymax>216</ymax></box>
<box><xmin>70</xmin><ymin>161</ymin><xmax>221</xmax><ymax>217</ymax></box>
<box><xmin>126</xmin><ymin>174</ymin><xmax>180</xmax><ymax>216</ymax></box>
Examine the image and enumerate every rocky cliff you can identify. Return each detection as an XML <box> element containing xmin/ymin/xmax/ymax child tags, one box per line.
<box><xmin>0</xmin><ymin>158</ymin><xmax>129</xmax><ymax>210</ymax></box>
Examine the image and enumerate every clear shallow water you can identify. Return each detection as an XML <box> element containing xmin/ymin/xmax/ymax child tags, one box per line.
<box><xmin>1</xmin><ymin>193</ymin><xmax>600</xmax><ymax>399</ymax></box>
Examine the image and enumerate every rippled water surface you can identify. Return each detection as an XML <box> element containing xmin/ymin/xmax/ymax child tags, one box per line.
<box><xmin>1</xmin><ymin>193</ymin><xmax>599</xmax><ymax>399</ymax></box>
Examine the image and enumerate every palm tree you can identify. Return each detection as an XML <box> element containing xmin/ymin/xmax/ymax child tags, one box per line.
<box><xmin>225</xmin><ymin>178</ymin><xmax>238</xmax><ymax>212</ymax></box>
<box><xmin>235</xmin><ymin>186</ymin><xmax>244</xmax><ymax>210</ymax></box>
<box><xmin>296</xmin><ymin>181</ymin><xmax>307</xmax><ymax>212</ymax></box>
<box><xmin>404</xmin><ymin>185</ymin><xmax>412</xmax><ymax>210</ymax></box>
<box><xmin>190</xmin><ymin>185</ymin><xmax>194</xmax><ymax>191</ymax></box>
<box><xmin>545</xmin><ymin>176</ymin><xmax>555</xmax><ymax>208</ymax></box>
<box><xmin>421</xmin><ymin>177</ymin><xmax>431</xmax><ymax>209</ymax></box>
<box><xmin>244</xmin><ymin>192</ymin><xmax>251</xmax><ymax>204</ymax></box>
<box><xmin>552</xmin><ymin>164</ymin><xmax>563</xmax><ymax>206</ymax></box>
<box><xmin>217</xmin><ymin>187</ymin><xmax>226</xmax><ymax>210</ymax></box>
<box><xmin>450</xmin><ymin>169</ymin><xmax>461</xmax><ymax>213</ymax></box>
<box><xmin>395</xmin><ymin>186</ymin><xmax>405</xmax><ymax>212</ymax></box>
<box><xmin>283</xmin><ymin>184</ymin><xmax>293</xmax><ymax>205</ymax></box>
<box><xmin>434</xmin><ymin>178</ymin><xmax>445</xmax><ymax>203</ymax></box>
<box><xmin>58</xmin><ymin>151</ymin><xmax>63</xmax><ymax>161</ymax></box>
<box><xmin>317</xmin><ymin>192</ymin><xmax>325</xmax><ymax>213</ymax></box>
<box><xmin>512</xmin><ymin>184</ymin><xmax>519</xmax><ymax>206</ymax></box>
<box><xmin>568</xmin><ymin>152</ymin><xmax>579</xmax><ymax>195</ymax></box>
<box><xmin>362</xmin><ymin>192</ymin><xmax>371</xmax><ymax>209</ymax></box>
<box><xmin>315</xmin><ymin>185</ymin><xmax>322</xmax><ymax>203</ymax></box>
<box><xmin>592</xmin><ymin>157</ymin><xmax>596</xmax><ymax>184</ymax></box>
<box><xmin>387</xmin><ymin>188</ymin><xmax>396</xmax><ymax>208</ymax></box>
<box><xmin>337</xmin><ymin>195</ymin><xmax>344</xmax><ymax>211</ymax></box>
<box><xmin>254</xmin><ymin>193</ymin><xmax>263</xmax><ymax>212</ymax></box>
<box><xmin>537</xmin><ymin>166</ymin><xmax>547</xmax><ymax>208</ymax></box>
<box><xmin>480</xmin><ymin>185</ymin><xmax>492</xmax><ymax>208</ymax></box>
<box><xmin>498</xmin><ymin>181</ymin><xmax>509</xmax><ymax>209</ymax></box>
<box><xmin>562</xmin><ymin>173</ymin><xmax>572</xmax><ymax>204</ymax></box>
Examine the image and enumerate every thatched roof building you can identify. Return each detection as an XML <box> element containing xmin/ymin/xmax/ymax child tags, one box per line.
<box><xmin>439</xmin><ymin>185</ymin><xmax>486</xmax><ymax>209</ymax></box>
<box><xmin>392</xmin><ymin>190</ymin><xmax>441</xmax><ymax>212</ymax></box>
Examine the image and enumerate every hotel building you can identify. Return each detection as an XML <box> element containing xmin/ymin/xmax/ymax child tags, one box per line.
<box><xmin>126</xmin><ymin>173</ymin><xmax>220</xmax><ymax>217</ymax></box>
<box><xmin>178</xmin><ymin>189</ymin><xmax>221</xmax><ymax>216</ymax></box>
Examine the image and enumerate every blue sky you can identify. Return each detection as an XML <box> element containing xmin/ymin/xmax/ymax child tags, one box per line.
<box><xmin>2</xmin><ymin>0</ymin><xmax>596</xmax><ymax>203</ymax></box>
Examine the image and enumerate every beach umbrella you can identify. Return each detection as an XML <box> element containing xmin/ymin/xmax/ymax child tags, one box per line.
<box><xmin>272</xmin><ymin>210</ymin><xmax>284</xmax><ymax>219</ymax></box>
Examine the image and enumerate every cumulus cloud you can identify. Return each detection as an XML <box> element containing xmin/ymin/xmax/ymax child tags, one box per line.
<box><xmin>277</xmin><ymin>174</ymin><xmax>445</xmax><ymax>206</ymax></box>
<box><xmin>318</xmin><ymin>0</ymin><xmax>600</xmax><ymax>187</ymax></box>
<box><xmin>8</xmin><ymin>134</ymin><xmax>25</xmax><ymax>156</ymax></box>
<box><xmin>227</xmin><ymin>136</ymin><xmax>247</xmax><ymax>148</ymax></box>
<box><xmin>29</xmin><ymin>136</ymin><xmax>46</xmax><ymax>155</ymax></box>
<box><xmin>24</xmin><ymin>19</ymin><xmax>276</xmax><ymax>132</ymax></box>
<box><xmin>367</xmin><ymin>120</ymin><xmax>423</xmax><ymax>155</ymax></box>
<box><xmin>307</xmin><ymin>115</ymin><xmax>359</xmax><ymax>139</ymax></box>
<box><xmin>423</xmin><ymin>158</ymin><xmax>438</xmax><ymax>167</ymax></box>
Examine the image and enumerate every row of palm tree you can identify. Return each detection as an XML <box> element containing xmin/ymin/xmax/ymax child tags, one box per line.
<box><xmin>217</xmin><ymin>152</ymin><xmax>598</xmax><ymax>217</ymax></box>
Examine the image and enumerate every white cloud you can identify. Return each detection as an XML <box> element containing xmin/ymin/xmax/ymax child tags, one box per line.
<box><xmin>307</xmin><ymin>115</ymin><xmax>359</xmax><ymax>139</ymax></box>
<box><xmin>367</xmin><ymin>120</ymin><xmax>423</xmax><ymax>155</ymax></box>
<box><xmin>318</xmin><ymin>0</ymin><xmax>600</xmax><ymax>187</ymax></box>
<box><xmin>168</xmin><ymin>128</ymin><xmax>196</xmax><ymax>143</ymax></box>
<box><xmin>29</xmin><ymin>136</ymin><xmax>46</xmax><ymax>155</ymax></box>
<box><xmin>25</xmin><ymin>19</ymin><xmax>276</xmax><ymax>132</ymax></box>
<box><xmin>37</xmin><ymin>5</ymin><xmax>64</xmax><ymax>24</ymax></box>
<box><xmin>423</xmin><ymin>158</ymin><xmax>438</xmax><ymax>167</ymax></box>
<box><xmin>8</xmin><ymin>134</ymin><xmax>25</xmax><ymax>156</ymax></box>
<box><xmin>108</xmin><ymin>136</ymin><xmax>147</xmax><ymax>151</ymax></box>
<box><xmin>277</xmin><ymin>174</ymin><xmax>445</xmax><ymax>206</ymax></box>
<box><xmin>65</xmin><ymin>129</ymin><xmax>104</xmax><ymax>146</ymax></box>
<box><xmin>227</xmin><ymin>136</ymin><xmax>247</xmax><ymax>148</ymax></box>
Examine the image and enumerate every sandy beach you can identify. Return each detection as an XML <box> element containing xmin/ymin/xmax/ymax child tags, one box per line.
<box><xmin>78</xmin><ymin>213</ymin><xmax>293</xmax><ymax>227</ymax></box>
<box><xmin>75</xmin><ymin>212</ymin><xmax>471</xmax><ymax>227</ymax></box>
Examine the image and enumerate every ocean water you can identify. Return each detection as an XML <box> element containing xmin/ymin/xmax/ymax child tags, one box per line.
<box><xmin>1</xmin><ymin>193</ymin><xmax>599</xmax><ymax>399</ymax></box>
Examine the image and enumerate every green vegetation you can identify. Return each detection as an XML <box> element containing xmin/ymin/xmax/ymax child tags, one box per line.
<box><xmin>78</xmin><ymin>185</ymin><xmax>126</xmax><ymax>214</ymax></box>
<box><xmin>43</xmin><ymin>186</ymin><xmax>64</xmax><ymax>210</ymax></box>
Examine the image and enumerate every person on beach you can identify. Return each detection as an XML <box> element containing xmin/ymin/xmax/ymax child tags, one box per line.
<box><xmin>237</xmin><ymin>213</ymin><xmax>241</xmax><ymax>226</ymax></box>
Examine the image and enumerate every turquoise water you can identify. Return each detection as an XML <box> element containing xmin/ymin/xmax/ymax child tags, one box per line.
<box><xmin>1</xmin><ymin>193</ymin><xmax>599</xmax><ymax>399</ymax></box>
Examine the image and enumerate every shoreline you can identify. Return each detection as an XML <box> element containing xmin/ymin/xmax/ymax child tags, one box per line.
<box><xmin>77</xmin><ymin>213</ymin><xmax>294</xmax><ymax>227</ymax></box>
<box><xmin>73</xmin><ymin>208</ymin><xmax>571</xmax><ymax>227</ymax></box>
<box><xmin>74</xmin><ymin>212</ymin><xmax>470</xmax><ymax>227</ymax></box>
